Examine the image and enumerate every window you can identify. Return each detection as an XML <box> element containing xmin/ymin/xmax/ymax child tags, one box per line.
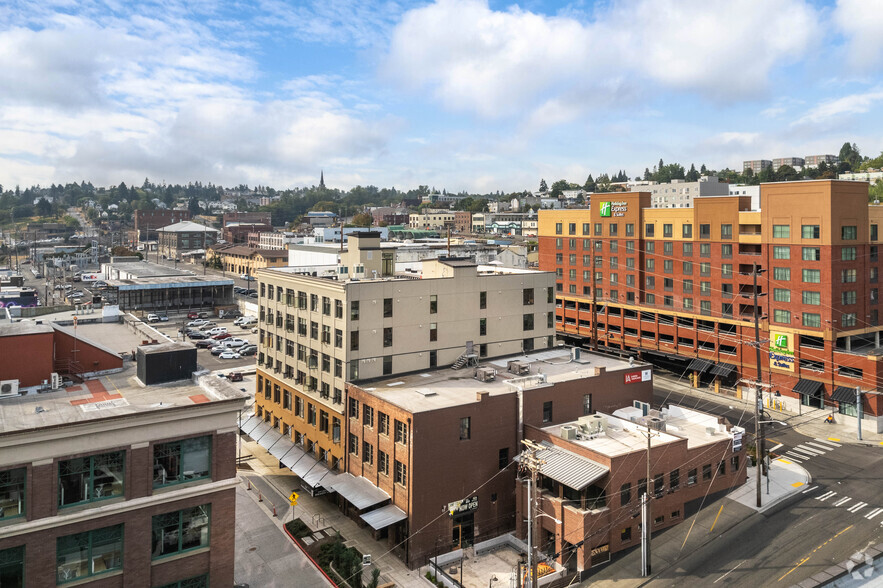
<box><xmin>773</xmin><ymin>288</ymin><xmax>790</xmax><ymax>302</ymax></box>
<box><xmin>59</xmin><ymin>451</ymin><xmax>124</xmax><ymax>506</ymax></box>
<box><xmin>773</xmin><ymin>309</ymin><xmax>791</xmax><ymax>324</ymax></box>
<box><xmin>626</xmin><ymin>223</ymin><xmax>635</xmax><ymax>236</ymax></box>
<box><xmin>687</xmin><ymin>468</ymin><xmax>698</xmax><ymax>485</ymax></box>
<box><xmin>874</xmin><ymin>224</ymin><xmax>879</xmax><ymax>241</ymax></box>
<box><xmin>542</xmin><ymin>401</ymin><xmax>553</xmax><ymax>423</ymax></box>
<box><xmin>395</xmin><ymin>420</ymin><xmax>408</xmax><ymax>444</ymax></box>
<box><xmin>773</xmin><ymin>225</ymin><xmax>790</xmax><ymax>238</ymax></box>
<box><xmin>682</xmin><ymin>242</ymin><xmax>693</xmax><ymax>256</ymax></box>
<box><xmin>152</xmin><ymin>505</ymin><xmax>210</xmax><ymax>559</ymax></box>
<box><xmin>57</xmin><ymin>525</ymin><xmax>123</xmax><ymax>583</ymax></box>
<box><xmin>669</xmin><ymin>469</ymin><xmax>680</xmax><ymax>491</ymax></box>
<box><xmin>0</xmin><ymin>546</ymin><xmax>24</xmax><ymax>587</ymax></box>
<box><xmin>362</xmin><ymin>441</ymin><xmax>374</xmax><ymax>464</ymax></box>
<box><xmin>842</xmin><ymin>313</ymin><xmax>857</xmax><ymax>327</ymax></box>
<box><xmin>646</xmin><ymin>241</ymin><xmax>655</xmax><ymax>254</ymax></box>
<box><xmin>568</xmin><ymin>222</ymin><xmax>576</xmax><ymax>235</ymax></box>
<box><xmin>645</xmin><ymin>223</ymin><xmax>654</xmax><ymax>238</ymax></box>
<box><xmin>682</xmin><ymin>261</ymin><xmax>693</xmax><ymax>275</ymax></box>
<box><xmin>350</xmin><ymin>300</ymin><xmax>359</xmax><ymax>320</ymax></box>
<box><xmin>480</xmin><ymin>291</ymin><xmax>487</xmax><ymax>309</ymax></box>
<box><xmin>683</xmin><ymin>298</ymin><xmax>693</xmax><ymax>310</ymax></box>
<box><xmin>646</xmin><ymin>258</ymin><xmax>655</xmax><ymax>271</ymax></box>
<box><xmin>621</xmin><ymin>527</ymin><xmax>632</xmax><ymax>542</ymax></box>
<box><xmin>663</xmin><ymin>223</ymin><xmax>673</xmax><ymax>238</ymax></box>
<box><xmin>153</xmin><ymin>436</ymin><xmax>210</xmax><ymax>488</ymax></box>
<box><xmin>363</xmin><ymin>405</ymin><xmax>374</xmax><ymax>428</ymax></box>
<box><xmin>459</xmin><ymin>417</ymin><xmax>471</xmax><ymax>440</ymax></box>
<box><xmin>479</xmin><ymin>318</ymin><xmax>487</xmax><ymax>336</ymax></box>
<box><xmin>0</xmin><ymin>468</ymin><xmax>25</xmax><ymax>519</ymax></box>
<box><xmin>499</xmin><ymin>448</ymin><xmax>509</xmax><ymax>470</ymax></box>
<box><xmin>320</xmin><ymin>410</ymin><xmax>329</xmax><ymax>433</ymax></box>
<box><xmin>393</xmin><ymin>459</ymin><xmax>408</xmax><ymax>488</ymax></box>
<box><xmin>429</xmin><ymin>323</ymin><xmax>438</xmax><ymax>341</ymax></box>
<box><xmin>721</xmin><ymin>224</ymin><xmax>733</xmax><ymax>239</ymax></box>
<box><xmin>555</xmin><ymin>222</ymin><xmax>562</xmax><ymax>235</ymax></box>
<box><xmin>646</xmin><ymin>276</ymin><xmax>655</xmax><ymax>289</ymax></box>
<box><xmin>801</xmin><ymin>225</ymin><xmax>820</xmax><ymax>239</ymax></box>
<box><xmin>773</xmin><ymin>246</ymin><xmax>790</xmax><ymax>260</ymax></box>
<box><xmin>664</xmin><ymin>259</ymin><xmax>673</xmax><ymax>273</ymax></box>
<box><xmin>699</xmin><ymin>224</ymin><xmax>710</xmax><ymax>239</ymax></box>
<box><xmin>383</xmin><ymin>298</ymin><xmax>392</xmax><ymax>317</ymax></box>
<box><xmin>307</xmin><ymin>403</ymin><xmax>316</xmax><ymax>425</ymax></box>
<box><xmin>523</xmin><ymin>288</ymin><xmax>534</xmax><ymax>306</ymax></box>
<box><xmin>523</xmin><ymin>313</ymin><xmax>534</xmax><ymax>331</ymax></box>
<box><xmin>802</xmin><ymin>247</ymin><xmax>820</xmax><ymax>261</ymax></box>
<box><xmin>682</xmin><ymin>224</ymin><xmax>692</xmax><ymax>238</ymax></box>
<box><xmin>842</xmin><ymin>269</ymin><xmax>857</xmax><ymax>283</ymax></box>
<box><xmin>803</xmin><ymin>269</ymin><xmax>821</xmax><ymax>283</ymax></box>
<box><xmin>700</xmin><ymin>263</ymin><xmax>710</xmax><ymax>276</ymax></box>
<box><xmin>842</xmin><ymin>225</ymin><xmax>857</xmax><ymax>240</ymax></box>
<box><xmin>620</xmin><ymin>483</ymin><xmax>632</xmax><ymax>506</ymax></box>
<box><xmin>721</xmin><ymin>264</ymin><xmax>733</xmax><ymax>278</ymax></box>
<box><xmin>428</xmin><ymin>294</ymin><xmax>438</xmax><ymax>314</ymax></box>
<box><xmin>350</xmin><ymin>330</ymin><xmax>359</xmax><ymax>351</ymax></box>
<box><xmin>721</xmin><ymin>243</ymin><xmax>732</xmax><ymax>258</ymax></box>
<box><xmin>842</xmin><ymin>247</ymin><xmax>857</xmax><ymax>261</ymax></box>
<box><xmin>803</xmin><ymin>313</ymin><xmax>821</xmax><ymax>327</ymax></box>
<box><xmin>383</xmin><ymin>326</ymin><xmax>393</xmax><ymax>347</ymax></box>
<box><xmin>702</xmin><ymin>464</ymin><xmax>712</xmax><ymax>481</ymax></box>
<box><xmin>348</xmin><ymin>433</ymin><xmax>359</xmax><ymax>455</ymax></box>
<box><xmin>609</xmin><ymin>223</ymin><xmax>618</xmax><ymax>236</ymax></box>
<box><xmin>842</xmin><ymin>291</ymin><xmax>857</xmax><ymax>305</ymax></box>
<box><xmin>156</xmin><ymin>575</ymin><xmax>208</xmax><ymax>588</ymax></box>
<box><xmin>383</xmin><ymin>355</ymin><xmax>392</xmax><ymax>375</ymax></box>
<box><xmin>700</xmin><ymin>243</ymin><xmax>710</xmax><ymax>257</ymax></box>
<box><xmin>683</xmin><ymin>279</ymin><xmax>693</xmax><ymax>293</ymax></box>
<box><xmin>583</xmin><ymin>393</ymin><xmax>592</xmax><ymax>415</ymax></box>
<box><xmin>774</xmin><ymin>267</ymin><xmax>791</xmax><ymax>280</ymax></box>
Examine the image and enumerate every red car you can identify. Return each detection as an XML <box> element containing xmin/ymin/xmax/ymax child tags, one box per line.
<box><xmin>187</xmin><ymin>312</ymin><xmax>199</xmax><ymax>319</ymax></box>
<box><xmin>212</xmin><ymin>332</ymin><xmax>232</xmax><ymax>340</ymax></box>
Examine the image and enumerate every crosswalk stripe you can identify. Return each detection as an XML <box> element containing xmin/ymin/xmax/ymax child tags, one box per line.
<box><xmin>805</xmin><ymin>442</ymin><xmax>832</xmax><ymax>452</ymax></box>
<box><xmin>784</xmin><ymin>452</ymin><xmax>804</xmax><ymax>463</ymax></box>
<box><xmin>816</xmin><ymin>491</ymin><xmax>836</xmax><ymax>501</ymax></box>
<box><xmin>795</xmin><ymin>445</ymin><xmax>824</xmax><ymax>456</ymax></box>
<box><xmin>769</xmin><ymin>443</ymin><xmax>784</xmax><ymax>453</ymax></box>
<box><xmin>847</xmin><ymin>502</ymin><xmax>868</xmax><ymax>513</ymax></box>
<box><xmin>865</xmin><ymin>508</ymin><xmax>883</xmax><ymax>520</ymax></box>
<box><xmin>814</xmin><ymin>438</ymin><xmax>842</xmax><ymax>448</ymax></box>
<box><xmin>834</xmin><ymin>497</ymin><xmax>852</xmax><ymax>507</ymax></box>
<box><xmin>789</xmin><ymin>448</ymin><xmax>816</xmax><ymax>459</ymax></box>
<box><xmin>802</xmin><ymin>486</ymin><xmax>818</xmax><ymax>494</ymax></box>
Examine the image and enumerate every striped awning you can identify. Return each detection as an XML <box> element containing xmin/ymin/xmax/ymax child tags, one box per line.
<box><xmin>831</xmin><ymin>386</ymin><xmax>856</xmax><ymax>404</ymax></box>
<box><xmin>687</xmin><ymin>358</ymin><xmax>714</xmax><ymax>373</ymax></box>
<box><xmin>793</xmin><ymin>379</ymin><xmax>823</xmax><ymax>397</ymax></box>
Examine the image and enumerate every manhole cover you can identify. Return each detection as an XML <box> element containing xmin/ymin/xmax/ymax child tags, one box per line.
<box><xmin>247</xmin><ymin>547</ymin><xmax>257</xmax><ymax>552</ymax></box>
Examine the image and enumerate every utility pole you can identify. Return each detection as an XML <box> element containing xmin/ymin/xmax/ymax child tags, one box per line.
<box><xmin>591</xmin><ymin>239</ymin><xmax>598</xmax><ymax>351</ymax></box>
<box><xmin>856</xmin><ymin>387</ymin><xmax>862</xmax><ymax>441</ymax></box>
<box><xmin>752</xmin><ymin>262</ymin><xmax>766</xmax><ymax>508</ymax></box>
<box><xmin>519</xmin><ymin>439</ymin><xmax>546</xmax><ymax>588</ymax></box>
<box><xmin>635</xmin><ymin>424</ymin><xmax>659</xmax><ymax>576</ymax></box>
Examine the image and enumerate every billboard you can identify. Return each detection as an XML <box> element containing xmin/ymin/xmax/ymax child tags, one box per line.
<box><xmin>769</xmin><ymin>331</ymin><xmax>795</xmax><ymax>372</ymax></box>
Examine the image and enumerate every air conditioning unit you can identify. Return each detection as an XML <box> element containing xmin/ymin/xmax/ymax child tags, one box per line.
<box><xmin>50</xmin><ymin>373</ymin><xmax>61</xmax><ymax>390</ymax></box>
<box><xmin>560</xmin><ymin>425</ymin><xmax>577</xmax><ymax>440</ymax></box>
<box><xmin>0</xmin><ymin>379</ymin><xmax>20</xmax><ymax>398</ymax></box>
<box><xmin>577</xmin><ymin>414</ymin><xmax>608</xmax><ymax>436</ymax></box>
<box><xmin>507</xmin><ymin>360</ymin><xmax>530</xmax><ymax>375</ymax></box>
<box><xmin>474</xmin><ymin>367</ymin><xmax>496</xmax><ymax>382</ymax></box>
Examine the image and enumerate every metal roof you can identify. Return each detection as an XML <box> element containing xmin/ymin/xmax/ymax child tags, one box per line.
<box><xmin>248</xmin><ymin>420</ymin><xmax>272</xmax><ymax>443</ymax></box>
<box><xmin>793</xmin><ymin>379</ymin><xmax>823</xmax><ymax>397</ymax></box>
<box><xmin>518</xmin><ymin>442</ymin><xmax>609</xmax><ymax>491</ymax></box>
<box><xmin>831</xmin><ymin>386</ymin><xmax>856</xmax><ymax>403</ymax></box>
<box><xmin>240</xmin><ymin>414</ymin><xmax>263</xmax><ymax>436</ymax></box>
<box><xmin>269</xmin><ymin>436</ymin><xmax>295</xmax><ymax>460</ymax></box>
<box><xmin>280</xmin><ymin>446</ymin><xmax>306</xmax><ymax>470</ymax></box>
<box><xmin>361</xmin><ymin>504</ymin><xmax>408</xmax><ymax>530</ymax></box>
<box><xmin>326</xmin><ymin>473</ymin><xmax>390</xmax><ymax>510</ymax></box>
<box><xmin>709</xmin><ymin>362</ymin><xmax>736</xmax><ymax>377</ymax></box>
<box><xmin>687</xmin><ymin>358</ymin><xmax>714</xmax><ymax>373</ymax></box>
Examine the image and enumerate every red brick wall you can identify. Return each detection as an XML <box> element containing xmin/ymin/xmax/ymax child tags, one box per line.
<box><xmin>0</xmin><ymin>331</ymin><xmax>54</xmax><ymax>387</ymax></box>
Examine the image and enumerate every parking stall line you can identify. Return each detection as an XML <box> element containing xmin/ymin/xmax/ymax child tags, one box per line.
<box><xmin>864</xmin><ymin>508</ymin><xmax>883</xmax><ymax>520</ymax></box>
<box><xmin>802</xmin><ymin>486</ymin><xmax>818</xmax><ymax>494</ymax></box>
<box><xmin>847</xmin><ymin>502</ymin><xmax>868</xmax><ymax>514</ymax></box>
<box><xmin>833</xmin><ymin>497</ymin><xmax>852</xmax><ymax>507</ymax></box>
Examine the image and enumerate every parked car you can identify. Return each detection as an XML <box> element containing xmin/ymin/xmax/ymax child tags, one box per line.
<box><xmin>206</xmin><ymin>327</ymin><xmax>227</xmax><ymax>336</ymax></box>
<box><xmin>158</xmin><ymin>315</ymin><xmax>169</xmax><ymax>322</ymax></box>
<box><xmin>147</xmin><ymin>314</ymin><xmax>160</xmax><ymax>323</ymax></box>
<box><xmin>240</xmin><ymin>274</ymin><xmax>250</xmax><ymax>280</ymax></box>
<box><xmin>239</xmin><ymin>345</ymin><xmax>257</xmax><ymax>356</ymax></box>
<box><xmin>212</xmin><ymin>332</ymin><xmax>232</xmax><ymax>340</ymax></box>
<box><xmin>247</xmin><ymin>292</ymin><xmax>258</xmax><ymax>299</ymax></box>
<box><xmin>233</xmin><ymin>287</ymin><xmax>246</xmax><ymax>294</ymax></box>
<box><xmin>210</xmin><ymin>345</ymin><xmax>228</xmax><ymax>355</ymax></box>
<box><xmin>226</xmin><ymin>372</ymin><xmax>243</xmax><ymax>382</ymax></box>
<box><xmin>234</xmin><ymin>316</ymin><xmax>256</xmax><ymax>326</ymax></box>
<box><xmin>195</xmin><ymin>340</ymin><xmax>217</xmax><ymax>349</ymax></box>
<box><xmin>222</xmin><ymin>338</ymin><xmax>247</xmax><ymax>348</ymax></box>
<box><xmin>197</xmin><ymin>311</ymin><xmax>209</xmax><ymax>318</ymax></box>
<box><xmin>187</xmin><ymin>312</ymin><xmax>199</xmax><ymax>319</ymax></box>
<box><xmin>198</xmin><ymin>322</ymin><xmax>218</xmax><ymax>331</ymax></box>
<box><xmin>188</xmin><ymin>332</ymin><xmax>208</xmax><ymax>340</ymax></box>
<box><xmin>223</xmin><ymin>309</ymin><xmax>242</xmax><ymax>318</ymax></box>
<box><xmin>187</xmin><ymin>319</ymin><xmax>208</xmax><ymax>327</ymax></box>
<box><xmin>219</xmin><ymin>350</ymin><xmax>241</xmax><ymax>359</ymax></box>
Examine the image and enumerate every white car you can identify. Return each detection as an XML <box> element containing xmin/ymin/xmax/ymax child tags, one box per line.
<box><xmin>147</xmin><ymin>314</ymin><xmax>160</xmax><ymax>323</ymax></box>
<box><xmin>240</xmin><ymin>273</ymin><xmax>250</xmax><ymax>280</ymax></box>
<box><xmin>223</xmin><ymin>338</ymin><xmax>247</xmax><ymax>348</ymax></box>
<box><xmin>187</xmin><ymin>319</ymin><xmax>208</xmax><ymax>327</ymax></box>
<box><xmin>233</xmin><ymin>316</ymin><xmax>256</xmax><ymax>326</ymax></box>
<box><xmin>207</xmin><ymin>327</ymin><xmax>227</xmax><ymax>336</ymax></box>
<box><xmin>219</xmin><ymin>350</ymin><xmax>241</xmax><ymax>359</ymax></box>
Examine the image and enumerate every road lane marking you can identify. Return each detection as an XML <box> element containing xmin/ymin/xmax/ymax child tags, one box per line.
<box><xmin>816</xmin><ymin>491</ymin><xmax>836</xmax><ymax>501</ymax></box>
<box><xmin>847</xmin><ymin>502</ymin><xmax>867</xmax><ymax>514</ymax></box>
<box><xmin>833</xmin><ymin>497</ymin><xmax>852</xmax><ymax>507</ymax></box>
<box><xmin>795</xmin><ymin>445</ymin><xmax>824</xmax><ymax>456</ymax></box>
<box><xmin>709</xmin><ymin>504</ymin><xmax>724</xmax><ymax>533</ymax></box>
<box><xmin>865</xmin><ymin>508</ymin><xmax>883</xmax><ymax>520</ymax></box>
<box><xmin>784</xmin><ymin>452</ymin><xmax>804</xmax><ymax>462</ymax></box>
<box><xmin>713</xmin><ymin>560</ymin><xmax>746</xmax><ymax>584</ymax></box>
<box><xmin>802</xmin><ymin>486</ymin><xmax>818</xmax><ymax>494</ymax></box>
<box><xmin>815</xmin><ymin>438</ymin><xmax>841</xmax><ymax>447</ymax></box>
<box><xmin>778</xmin><ymin>525</ymin><xmax>853</xmax><ymax>582</ymax></box>
<box><xmin>805</xmin><ymin>441</ymin><xmax>832</xmax><ymax>452</ymax></box>
<box><xmin>827</xmin><ymin>437</ymin><xmax>841</xmax><ymax>442</ymax></box>
<box><xmin>769</xmin><ymin>443</ymin><xmax>784</xmax><ymax>452</ymax></box>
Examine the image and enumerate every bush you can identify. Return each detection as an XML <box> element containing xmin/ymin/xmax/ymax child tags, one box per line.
<box><xmin>285</xmin><ymin>518</ymin><xmax>311</xmax><ymax>539</ymax></box>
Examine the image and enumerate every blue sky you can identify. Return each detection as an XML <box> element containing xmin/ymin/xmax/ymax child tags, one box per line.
<box><xmin>1</xmin><ymin>0</ymin><xmax>882</xmax><ymax>194</ymax></box>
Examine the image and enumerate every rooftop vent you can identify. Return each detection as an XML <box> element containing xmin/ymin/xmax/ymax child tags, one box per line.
<box><xmin>560</xmin><ymin>425</ymin><xmax>577</xmax><ymax>440</ymax></box>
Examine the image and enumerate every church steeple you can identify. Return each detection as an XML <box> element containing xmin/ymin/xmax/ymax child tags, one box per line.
<box><xmin>319</xmin><ymin>170</ymin><xmax>326</xmax><ymax>190</ymax></box>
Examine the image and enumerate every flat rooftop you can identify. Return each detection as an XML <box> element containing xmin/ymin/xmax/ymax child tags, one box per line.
<box><xmin>103</xmin><ymin>260</ymin><xmax>188</xmax><ymax>278</ymax></box>
<box><xmin>0</xmin><ymin>361</ymin><xmax>248</xmax><ymax>435</ymax></box>
<box><xmin>0</xmin><ymin>322</ymin><xmax>54</xmax><ymax>338</ymax></box>
<box><xmin>540</xmin><ymin>404</ymin><xmax>734</xmax><ymax>458</ymax></box>
<box><xmin>357</xmin><ymin>348</ymin><xmax>646</xmax><ymax>413</ymax></box>
<box><xmin>108</xmin><ymin>275</ymin><xmax>234</xmax><ymax>289</ymax></box>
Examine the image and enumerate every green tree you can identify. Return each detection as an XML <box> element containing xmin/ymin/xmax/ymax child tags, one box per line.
<box><xmin>35</xmin><ymin>197</ymin><xmax>52</xmax><ymax>217</ymax></box>
<box><xmin>351</xmin><ymin>212</ymin><xmax>373</xmax><ymax>227</ymax></box>
<box><xmin>870</xmin><ymin>179</ymin><xmax>883</xmax><ymax>203</ymax></box>
<box><xmin>188</xmin><ymin>197</ymin><xmax>201</xmax><ymax>216</ymax></box>
<box><xmin>538</xmin><ymin>179</ymin><xmax>548</xmax><ymax>193</ymax></box>
<box><xmin>685</xmin><ymin>164</ymin><xmax>700</xmax><ymax>182</ymax></box>
<box><xmin>550</xmin><ymin>179</ymin><xmax>569</xmax><ymax>199</ymax></box>
<box><xmin>583</xmin><ymin>174</ymin><xmax>595</xmax><ymax>192</ymax></box>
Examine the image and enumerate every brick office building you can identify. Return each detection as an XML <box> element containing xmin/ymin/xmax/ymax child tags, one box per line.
<box><xmin>221</xmin><ymin>213</ymin><xmax>272</xmax><ymax>244</ymax></box>
<box><xmin>517</xmin><ymin>404</ymin><xmax>746</xmax><ymax>575</ymax></box>
<box><xmin>0</xmin><ymin>352</ymin><xmax>247</xmax><ymax>587</ymax></box>
<box><xmin>343</xmin><ymin>348</ymin><xmax>655</xmax><ymax>569</ymax></box>
<box><xmin>539</xmin><ymin>180</ymin><xmax>883</xmax><ymax>431</ymax></box>
<box><xmin>133</xmin><ymin>210</ymin><xmax>191</xmax><ymax>242</ymax></box>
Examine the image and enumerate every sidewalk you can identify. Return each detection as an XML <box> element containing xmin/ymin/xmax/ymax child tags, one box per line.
<box><xmin>238</xmin><ymin>438</ymin><xmax>426</xmax><ymax>588</ymax></box>
<box><xmin>653</xmin><ymin>372</ymin><xmax>883</xmax><ymax>447</ymax></box>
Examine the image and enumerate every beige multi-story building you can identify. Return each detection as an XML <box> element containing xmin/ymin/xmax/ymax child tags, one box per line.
<box><xmin>252</xmin><ymin>232</ymin><xmax>556</xmax><ymax>490</ymax></box>
<box><xmin>409</xmin><ymin>211</ymin><xmax>455</xmax><ymax>231</ymax></box>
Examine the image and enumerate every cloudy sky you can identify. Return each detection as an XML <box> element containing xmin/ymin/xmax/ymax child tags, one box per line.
<box><xmin>1</xmin><ymin>0</ymin><xmax>882</xmax><ymax>193</ymax></box>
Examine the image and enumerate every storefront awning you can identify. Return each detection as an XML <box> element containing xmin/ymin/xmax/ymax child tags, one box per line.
<box><xmin>269</xmin><ymin>436</ymin><xmax>295</xmax><ymax>460</ymax></box>
<box><xmin>361</xmin><ymin>504</ymin><xmax>408</xmax><ymax>530</ymax></box>
<box><xmin>710</xmin><ymin>362</ymin><xmax>736</xmax><ymax>377</ymax></box>
<box><xmin>240</xmin><ymin>415</ymin><xmax>262</xmax><ymax>436</ymax></box>
<box><xmin>516</xmin><ymin>442</ymin><xmax>608</xmax><ymax>491</ymax></box>
<box><xmin>326</xmin><ymin>473</ymin><xmax>390</xmax><ymax>510</ymax></box>
<box><xmin>248</xmin><ymin>420</ymin><xmax>273</xmax><ymax>442</ymax></box>
<box><xmin>687</xmin><ymin>358</ymin><xmax>714</xmax><ymax>373</ymax></box>
<box><xmin>280</xmin><ymin>446</ymin><xmax>306</xmax><ymax>470</ymax></box>
<box><xmin>302</xmin><ymin>466</ymin><xmax>338</xmax><ymax>489</ymax></box>
<box><xmin>257</xmin><ymin>429</ymin><xmax>282</xmax><ymax>452</ymax></box>
<box><xmin>831</xmin><ymin>386</ymin><xmax>857</xmax><ymax>404</ymax></box>
<box><xmin>793</xmin><ymin>379</ymin><xmax>823</xmax><ymax>397</ymax></box>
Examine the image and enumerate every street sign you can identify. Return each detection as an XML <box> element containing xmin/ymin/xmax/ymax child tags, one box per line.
<box><xmin>289</xmin><ymin>491</ymin><xmax>298</xmax><ymax>506</ymax></box>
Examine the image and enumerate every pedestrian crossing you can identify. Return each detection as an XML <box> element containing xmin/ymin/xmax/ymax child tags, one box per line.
<box><xmin>802</xmin><ymin>486</ymin><xmax>883</xmax><ymax>525</ymax></box>
<box><xmin>776</xmin><ymin>438</ymin><xmax>841</xmax><ymax>464</ymax></box>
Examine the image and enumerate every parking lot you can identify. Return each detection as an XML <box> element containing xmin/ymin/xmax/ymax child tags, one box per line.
<box><xmin>148</xmin><ymin>314</ymin><xmax>260</xmax><ymax>371</ymax></box>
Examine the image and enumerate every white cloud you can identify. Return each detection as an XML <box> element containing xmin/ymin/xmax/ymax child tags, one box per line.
<box><xmin>383</xmin><ymin>0</ymin><xmax>822</xmax><ymax>119</ymax></box>
<box><xmin>834</xmin><ymin>0</ymin><xmax>883</xmax><ymax>70</ymax></box>
<box><xmin>795</xmin><ymin>88</ymin><xmax>883</xmax><ymax>125</ymax></box>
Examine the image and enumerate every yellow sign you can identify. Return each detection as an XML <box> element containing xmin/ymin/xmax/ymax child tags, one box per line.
<box><xmin>289</xmin><ymin>491</ymin><xmax>299</xmax><ymax>506</ymax></box>
<box><xmin>769</xmin><ymin>331</ymin><xmax>795</xmax><ymax>372</ymax></box>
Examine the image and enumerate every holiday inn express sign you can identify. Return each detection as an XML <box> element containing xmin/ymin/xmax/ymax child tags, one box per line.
<box><xmin>599</xmin><ymin>201</ymin><xmax>628</xmax><ymax>217</ymax></box>
<box><xmin>769</xmin><ymin>331</ymin><xmax>795</xmax><ymax>372</ymax></box>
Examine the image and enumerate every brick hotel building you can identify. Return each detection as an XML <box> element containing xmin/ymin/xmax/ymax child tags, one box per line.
<box><xmin>539</xmin><ymin>180</ymin><xmax>883</xmax><ymax>428</ymax></box>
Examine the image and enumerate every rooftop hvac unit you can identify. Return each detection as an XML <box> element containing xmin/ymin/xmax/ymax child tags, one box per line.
<box><xmin>50</xmin><ymin>373</ymin><xmax>61</xmax><ymax>390</ymax></box>
<box><xmin>638</xmin><ymin>416</ymin><xmax>666</xmax><ymax>433</ymax></box>
<box><xmin>705</xmin><ymin>427</ymin><xmax>717</xmax><ymax>437</ymax></box>
<box><xmin>0</xmin><ymin>380</ymin><xmax>20</xmax><ymax>398</ymax></box>
<box><xmin>474</xmin><ymin>367</ymin><xmax>497</xmax><ymax>382</ymax></box>
<box><xmin>507</xmin><ymin>360</ymin><xmax>530</xmax><ymax>375</ymax></box>
<box><xmin>577</xmin><ymin>414</ymin><xmax>607</xmax><ymax>436</ymax></box>
<box><xmin>560</xmin><ymin>425</ymin><xmax>578</xmax><ymax>440</ymax></box>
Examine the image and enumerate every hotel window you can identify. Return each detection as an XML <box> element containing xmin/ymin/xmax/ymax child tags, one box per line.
<box><xmin>646</xmin><ymin>241</ymin><xmax>655</xmax><ymax>254</ymax></box>
<box><xmin>871</xmin><ymin>246</ymin><xmax>878</xmax><ymax>262</ymax></box>
<box><xmin>842</xmin><ymin>247</ymin><xmax>857</xmax><ymax>261</ymax></box>
<box><xmin>663</xmin><ymin>224</ymin><xmax>673</xmax><ymax>238</ymax></box>
<box><xmin>841</xmin><ymin>226</ymin><xmax>857</xmax><ymax>240</ymax></box>
<box><xmin>646</xmin><ymin>258</ymin><xmax>655</xmax><ymax>271</ymax></box>
<box><xmin>721</xmin><ymin>224</ymin><xmax>733</xmax><ymax>239</ymax></box>
<box><xmin>803</xmin><ymin>313</ymin><xmax>821</xmax><ymax>327</ymax></box>
<box><xmin>609</xmin><ymin>223</ymin><xmax>618</xmax><ymax>236</ymax></box>
<box><xmin>803</xmin><ymin>269</ymin><xmax>821</xmax><ymax>283</ymax></box>
<box><xmin>664</xmin><ymin>241</ymin><xmax>673</xmax><ymax>256</ymax></box>
<box><xmin>801</xmin><ymin>225</ymin><xmax>820</xmax><ymax>239</ymax></box>
<box><xmin>773</xmin><ymin>225</ymin><xmax>790</xmax><ymax>238</ymax></box>
<box><xmin>595</xmin><ymin>240</ymin><xmax>603</xmax><ymax>251</ymax></box>
<box><xmin>682</xmin><ymin>242</ymin><xmax>692</xmax><ymax>256</ymax></box>
<box><xmin>646</xmin><ymin>276</ymin><xmax>655</xmax><ymax>289</ymax></box>
<box><xmin>383</xmin><ymin>327</ymin><xmax>393</xmax><ymax>347</ymax></box>
<box><xmin>773</xmin><ymin>288</ymin><xmax>791</xmax><ymax>302</ymax></box>
<box><xmin>582</xmin><ymin>223</ymin><xmax>591</xmax><ymax>235</ymax></box>
<box><xmin>802</xmin><ymin>247</ymin><xmax>820</xmax><ymax>261</ymax></box>
<box><xmin>594</xmin><ymin>223</ymin><xmax>602</xmax><ymax>235</ymax></box>
<box><xmin>523</xmin><ymin>313</ymin><xmax>534</xmax><ymax>331</ymax></box>
<box><xmin>773</xmin><ymin>309</ymin><xmax>791</xmax><ymax>324</ymax></box>
<box><xmin>721</xmin><ymin>244</ymin><xmax>732</xmax><ymax>258</ymax></box>
<box><xmin>873</xmin><ymin>268</ymin><xmax>879</xmax><ymax>283</ymax></box>
<box><xmin>57</xmin><ymin>525</ymin><xmax>123</xmax><ymax>583</ymax></box>
<box><xmin>700</xmin><ymin>281</ymin><xmax>711</xmax><ymax>295</ymax></box>
<box><xmin>568</xmin><ymin>222</ymin><xmax>577</xmax><ymax>235</ymax></box>
<box><xmin>683</xmin><ymin>261</ymin><xmax>693</xmax><ymax>275</ymax></box>
<box><xmin>682</xmin><ymin>224</ymin><xmax>692</xmax><ymax>238</ymax></box>
<box><xmin>151</xmin><ymin>505</ymin><xmax>210</xmax><ymax>559</ymax></box>
<box><xmin>610</xmin><ymin>240</ymin><xmax>618</xmax><ymax>252</ymax></box>
<box><xmin>626</xmin><ymin>223</ymin><xmax>635</xmax><ymax>236</ymax></box>
<box><xmin>523</xmin><ymin>288</ymin><xmax>534</xmax><ymax>305</ymax></box>
<box><xmin>699</xmin><ymin>262</ymin><xmax>710</xmax><ymax>276</ymax></box>
<box><xmin>555</xmin><ymin>238</ymin><xmax>562</xmax><ymax>249</ymax></box>
<box><xmin>699</xmin><ymin>224</ymin><xmax>710</xmax><ymax>239</ymax></box>
<box><xmin>842</xmin><ymin>291</ymin><xmax>857</xmax><ymax>305</ymax></box>
<box><xmin>350</xmin><ymin>300</ymin><xmax>359</xmax><ymax>320</ymax></box>
<box><xmin>842</xmin><ymin>313</ymin><xmax>857</xmax><ymax>327</ymax></box>
<box><xmin>774</xmin><ymin>267</ymin><xmax>791</xmax><ymax>280</ymax></box>
<box><xmin>683</xmin><ymin>279</ymin><xmax>693</xmax><ymax>293</ymax></box>
<box><xmin>610</xmin><ymin>257</ymin><xmax>619</xmax><ymax>269</ymax></box>
<box><xmin>626</xmin><ymin>241</ymin><xmax>635</xmax><ymax>253</ymax></box>
<box><xmin>773</xmin><ymin>246</ymin><xmax>790</xmax><ymax>260</ymax></box>
<box><xmin>153</xmin><ymin>436</ymin><xmax>210</xmax><ymax>488</ymax></box>
<box><xmin>721</xmin><ymin>264</ymin><xmax>733</xmax><ymax>278</ymax></box>
<box><xmin>0</xmin><ymin>468</ymin><xmax>25</xmax><ymax>519</ymax></box>
<box><xmin>555</xmin><ymin>222</ymin><xmax>562</xmax><ymax>234</ymax></box>
<box><xmin>645</xmin><ymin>224</ymin><xmax>654</xmax><ymax>238</ymax></box>
<box><xmin>699</xmin><ymin>243</ymin><xmax>710</xmax><ymax>257</ymax></box>
<box><xmin>59</xmin><ymin>451</ymin><xmax>124</xmax><ymax>507</ymax></box>
<box><xmin>841</xmin><ymin>269</ymin><xmax>857</xmax><ymax>283</ymax></box>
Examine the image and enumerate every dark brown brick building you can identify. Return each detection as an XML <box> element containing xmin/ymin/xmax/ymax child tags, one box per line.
<box><xmin>134</xmin><ymin>209</ymin><xmax>191</xmax><ymax>242</ymax></box>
